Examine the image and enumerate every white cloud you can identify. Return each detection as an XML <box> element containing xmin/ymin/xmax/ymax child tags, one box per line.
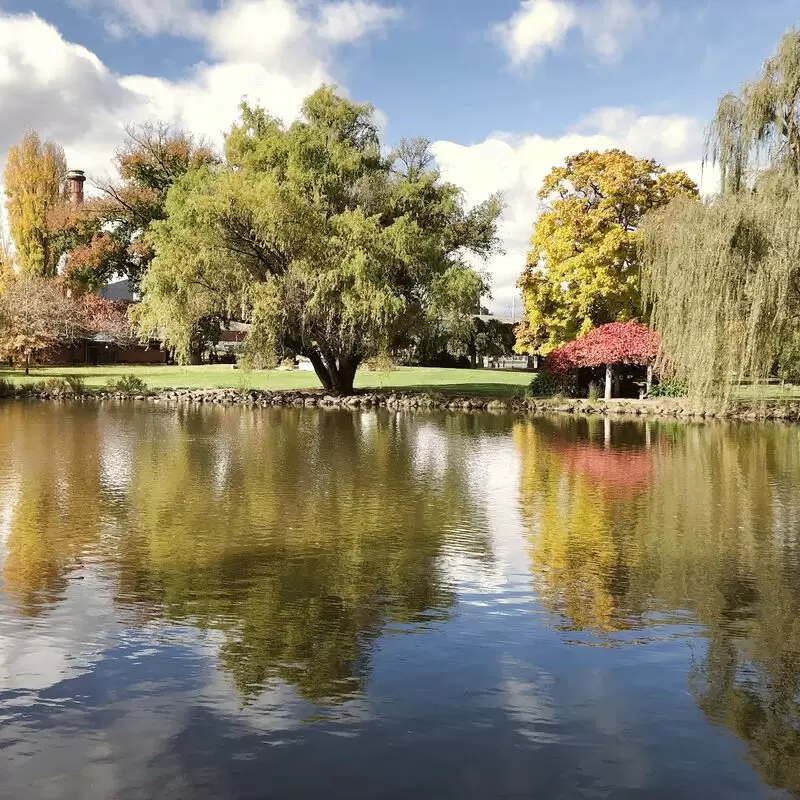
<box><xmin>493</xmin><ymin>0</ymin><xmax>576</xmax><ymax>67</ymax></box>
<box><xmin>69</xmin><ymin>0</ymin><xmax>402</xmax><ymax>46</ymax></box>
<box><xmin>493</xmin><ymin>0</ymin><xmax>658</xmax><ymax>69</ymax></box>
<box><xmin>207</xmin><ymin>0</ymin><xmax>314</xmax><ymax>70</ymax></box>
<box><xmin>0</xmin><ymin>3</ymin><xmax>401</xmax><ymax>250</ymax></box>
<box><xmin>319</xmin><ymin>0</ymin><xmax>403</xmax><ymax>43</ymax></box>
<box><xmin>433</xmin><ymin>109</ymin><xmax>712</xmax><ymax>317</ymax></box>
<box><xmin>0</xmin><ymin>1</ymin><xmax>401</xmax><ymax>184</ymax></box>
<box><xmin>67</xmin><ymin>0</ymin><xmax>209</xmax><ymax>38</ymax></box>
<box><xmin>0</xmin><ymin>13</ymin><xmax>140</xmax><ymax>179</ymax></box>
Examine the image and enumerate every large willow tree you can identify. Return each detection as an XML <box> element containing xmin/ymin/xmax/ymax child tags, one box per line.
<box><xmin>642</xmin><ymin>29</ymin><xmax>800</xmax><ymax>399</ymax></box>
<box><xmin>135</xmin><ymin>87</ymin><xmax>502</xmax><ymax>393</ymax></box>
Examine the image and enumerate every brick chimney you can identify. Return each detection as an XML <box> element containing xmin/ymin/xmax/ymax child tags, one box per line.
<box><xmin>65</xmin><ymin>169</ymin><xmax>86</xmax><ymax>206</ymax></box>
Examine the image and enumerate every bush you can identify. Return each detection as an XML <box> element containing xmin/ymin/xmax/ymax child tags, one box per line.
<box><xmin>587</xmin><ymin>380</ymin><xmax>600</xmax><ymax>402</ymax></box>
<box><xmin>0</xmin><ymin>377</ymin><xmax>16</xmax><ymax>397</ymax></box>
<box><xmin>647</xmin><ymin>378</ymin><xmax>687</xmax><ymax>398</ymax></box>
<box><xmin>66</xmin><ymin>376</ymin><xmax>87</xmax><ymax>395</ymax></box>
<box><xmin>41</xmin><ymin>376</ymin><xmax>87</xmax><ymax>396</ymax></box>
<box><xmin>43</xmin><ymin>377</ymin><xmax>71</xmax><ymax>396</ymax></box>
<box><xmin>106</xmin><ymin>374</ymin><xmax>149</xmax><ymax>395</ymax></box>
<box><xmin>528</xmin><ymin>371</ymin><xmax>563</xmax><ymax>397</ymax></box>
<box><xmin>363</xmin><ymin>353</ymin><xmax>396</xmax><ymax>372</ymax></box>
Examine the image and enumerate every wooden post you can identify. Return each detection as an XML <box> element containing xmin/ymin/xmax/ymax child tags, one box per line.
<box><xmin>605</xmin><ymin>363</ymin><xmax>613</xmax><ymax>400</ymax></box>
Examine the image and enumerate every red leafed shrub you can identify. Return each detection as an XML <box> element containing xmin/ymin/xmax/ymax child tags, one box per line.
<box><xmin>548</xmin><ymin>322</ymin><xmax>659</xmax><ymax>373</ymax></box>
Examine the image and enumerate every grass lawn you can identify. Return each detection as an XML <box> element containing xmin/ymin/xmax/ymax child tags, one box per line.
<box><xmin>0</xmin><ymin>364</ymin><xmax>533</xmax><ymax>398</ymax></box>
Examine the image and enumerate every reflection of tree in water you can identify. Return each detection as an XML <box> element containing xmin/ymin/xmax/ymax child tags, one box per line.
<box><xmin>0</xmin><ymin>405</ymin><xmax>107</xmax><ymax>615</ymax></box>
<box><xmin>110</xmin><ymin>408</ymin><xmax>493</xmax><ymax>704</ymax></box>
<box><xmin>516</xmin><ymin>418</ymin><xmax>800</xmax><ymax>795</ymax></box>
<box><xmin>515</xmin><ymin>416</ymin><xmax>655</xmax><ymax>632</ymax></box>
<box><xmin>0</xmin><ymin>405</ymin><xmax>492</xmax><ymax>704</ymax></box>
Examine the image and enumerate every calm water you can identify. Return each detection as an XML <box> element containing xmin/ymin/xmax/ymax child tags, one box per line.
<box><xmin>1</xmin><ymin>404</ymin><xmax>799</xmax><ymax>799</ymax></box>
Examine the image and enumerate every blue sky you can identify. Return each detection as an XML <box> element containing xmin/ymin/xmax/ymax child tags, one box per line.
<box><xmin>1</xmin><ymin>0</ymin><xmax>799</xmax><ymax>311</ymax></box>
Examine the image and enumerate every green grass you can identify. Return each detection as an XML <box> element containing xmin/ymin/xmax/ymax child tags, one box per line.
<box><xmin>0</xmin><ymin>365</ymin><xmax>532</xmax><ymax>398</ymax></box>
<box><xmin>734</xmin><ymin>382</ymin><xmax>800</xmax><ymax>400</ymax></box>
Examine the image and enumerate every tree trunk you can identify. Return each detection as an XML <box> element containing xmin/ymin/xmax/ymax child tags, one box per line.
<box><xmin>646</xmin><ymin>364</ymin><xmax>653</xmax><ymax>395</ymax></box>
<box><xmin>308</xmin><ymin>349</ymin><xmax>334</xmax><ymax>392</ymax></box>
<box><xmin>24</xmin><ymin>352</ymin><xmax>30</xmax><ymax>376</ymax></box>
<box><xmin>605</xmin><ymin>363</ymin><xmax>613</xmax><ymax>400</ymax></box>
<box><xmin>307</xmin><ymin>348</ymin><xmax>360</xmax><ymax>395</ymax></box>
<box><xmin>335</xmin><ymin>357</ymin><xmax>358</xmax><ymax>395</ymax></box>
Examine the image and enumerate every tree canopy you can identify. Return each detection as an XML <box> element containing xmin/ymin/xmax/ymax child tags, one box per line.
<box><xmin>50</xmin><ymin>122</ymin><xmax>218</xmax><ymax>294</ymax></box>
<box><xmin>642</xmin><ymin>29</ymin><xmax>800</xmax><ymax>400</ymax></box>
<box><xmin>134</xmin><ymin>86</ymin><xmax>503</xmax><ymax>392</ymax></box>
<box><xmin>3</xmin><ymin>131</ymin><xmax>67</xmax><ymax>276</ymax></box>
<box><xmin>548</xmin><ymin>321</ymin><xmax>659</xmax><ymax>372</ymax></box>
<box><xmin>516</xmin><ymin>149</ymin><xmax>697</xmax><ymax>355</ymax></box>
<box><xmin>0</xmin><ymin>277</ymin><xmax>84</xmax><ymax>372</ymax></box>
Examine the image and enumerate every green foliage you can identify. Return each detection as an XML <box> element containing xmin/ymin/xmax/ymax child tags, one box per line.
<box><xmin>106</xmin><ymin>374</ymin><xmax>148</xmax><ymax>395</ymax></box>
<box><xmin>362</xmin><ymin>352</ymin><xmax>396</xmax><ymax>372</ymax></box>
<box><xmin>516</xmin><ymin>149</ymin><xmax>697</xmax><ymax>355</ymax></box>
<box><xmin>776</xmin><ymin>328</ymin><xmax>800</xmax><ymax>382</ymax></box>
<box><xmin>66</xmin><ymin>375</ymin><xmax>87</xmax><ymax>395</ymax></box>
<box><xmin>587</xmin><ymin>381</ymin><xmax>600</xmax><ymax>402</ymax></box>
<box><xmin>647</xmin><ymin>378</ymin><xmax>687</xmax><ymax>398</ymax></box>
<box><xmin>528</xmin><ymin>371</ymin><xmax>563</xmax><ymax>398</ymax></box>
<box><xmin>642</xmin><ymin>176</ymin><xmax>800</xmax><ymax>401</ymax></box>
<box><xmin>0</xmin><ymin>377</ymin><xmax>16</xmax><ymax>397</ymax></box>
<box><xmin>706</xmin><ymin>29</ymin><xmax>800</xmax><ymax>193</ymax></box>
<box><xmin>42</xmin><ymin>377</ymin><xmax>86</xmax><ymax>396</ymax></box>
<box><xmin>474</xmin><ymin>318</ymin><xmax>516</xmax><ymax>361</ymax></box>
<box><xmin>135</xmin><ymin>86</ymin><xmax>502</xmax><ymax>394</ymax></box>
<box><xmin>644</xmin><ymin>30</ymin><xmax>800</xmax><ymax>401</ymax></box>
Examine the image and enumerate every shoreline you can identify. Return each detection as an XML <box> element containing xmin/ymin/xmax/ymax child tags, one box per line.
<box><xmin>5</xmin><ymin>386</ymin><xmax>800</xmax><ymax>421</ymax></box>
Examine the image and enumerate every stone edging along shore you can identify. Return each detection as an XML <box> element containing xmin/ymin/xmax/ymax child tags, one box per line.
<box><xmin>8</xmin><ymin>386</ymin><xmax>800</xmax><ymax>421</ymax></box>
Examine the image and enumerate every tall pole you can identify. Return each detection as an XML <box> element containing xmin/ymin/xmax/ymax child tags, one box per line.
<box><xmin>605</xmin><ymin>363</ymin><xmax>613</xmax><ymax>400</ymax></box>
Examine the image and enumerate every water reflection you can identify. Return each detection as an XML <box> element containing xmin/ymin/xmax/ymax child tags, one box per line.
<box><xmin>515</xmin><ymin>417</ymin><xmax>800</xmax><ymax>794</ymax></box>
<box><xmin>2</xmin><ymin>404</ymin><xmax>800</xmax><ymax>798</ymax></box>
<box><xmin>1</xmin><ymin>405</ymin><xmax>492</xmax><ymax>705</ymax></box>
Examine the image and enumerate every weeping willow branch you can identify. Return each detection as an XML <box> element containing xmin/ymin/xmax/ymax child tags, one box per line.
<box><xmin>643</xmin><ymin>29</ymin><xmax>800</xmax><ymax>403</ymax></box>
<box><xmin>705</xmin><ymin>28</ymin><xmax>800</xmax><ymax>194</ymax></box>
<box><xmin>641</xmin><ymin>179</ymin><xmax>800</xmax><ymax>402</ymax></box>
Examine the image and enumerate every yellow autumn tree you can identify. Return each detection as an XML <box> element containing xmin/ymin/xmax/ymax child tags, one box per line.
<box><xmin>3</xmin><ymin>131</ymin><xmax>68</xmax><ymax>276</ymax></box>
<box><xmin>0</xmin><ymin>223</ymin><xmax>13</xmax><ymax>291</ymax></box>
<box><xmin>515</xmin><ymin>149</ymin><xmax>697</xmax><ymax>354</ymax></box>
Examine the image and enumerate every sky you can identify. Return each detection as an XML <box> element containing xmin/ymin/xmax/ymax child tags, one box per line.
<box><xmin>0</xmin><ymin>0</ymin><xmax>799</xmax><ymax>315</ymax></box>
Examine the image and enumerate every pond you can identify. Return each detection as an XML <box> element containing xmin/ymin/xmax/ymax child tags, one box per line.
<box><xmin>1</xmin><ymin>403</ymin><xmax>799</xmax><ymax>799</ymax></box>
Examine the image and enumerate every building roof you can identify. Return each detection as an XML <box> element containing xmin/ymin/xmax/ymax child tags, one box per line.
<box><xmin>98</xmin><ymin>278</ymin><xmax>137</xmax><ymax>302</ymax></box>
<box><xmin>475</xmin><ymin>314</ymin><xmax>518</xmax><ymax>325</ymax></box>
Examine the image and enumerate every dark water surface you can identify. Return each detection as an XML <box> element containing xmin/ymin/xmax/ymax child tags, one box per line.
<box><xmin>1</xmin><ymin>403</ymin><xmax>799</xmax><ymax>799</ymax></box>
